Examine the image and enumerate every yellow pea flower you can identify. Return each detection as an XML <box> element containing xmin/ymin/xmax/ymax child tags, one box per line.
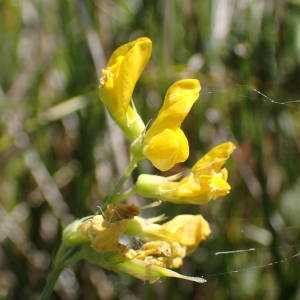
<box><xmin>99</xmin><ymin>37</ymin><xmax>152</xmax><ymax>140</ymax></box>
<box><xmin>141</xmin><ymin>79</ymin><xmax>201</xmax><ymax>171</ymax></box>
<box><xmin>126</xmin><ymin>214</ymin><xmax>211</xmax><ymax>254</ymax></box>
<box><xmin>136</xmin><ymin>142</ymin><xmax>236</xmax><ymax>204</ymax></box>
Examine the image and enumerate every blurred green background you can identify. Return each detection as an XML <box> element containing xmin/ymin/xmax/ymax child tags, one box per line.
<box><xmin>1</xmin><ymin>0</ymin><xmax>300</xmax><ymax>299</ymax></box>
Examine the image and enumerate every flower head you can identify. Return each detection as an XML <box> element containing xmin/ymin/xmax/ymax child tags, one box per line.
<box><xmin>141</xmin><ymin>79</ymin><xmax>201</xmax><ymax>171</ymax></box>
<box><xmin>136</xmin><ymin>142</ymin><xmax>236</xmax><ymax>204</ymax></box>
<box><xmin>45</xmin><ymin>37</ymin><xmax>237</xmax><ymax>295</ymax></box>
<box><xmin>99</xmin><ymin>37</ymin><xmax>152</xmax><ymax>140</ymax></box>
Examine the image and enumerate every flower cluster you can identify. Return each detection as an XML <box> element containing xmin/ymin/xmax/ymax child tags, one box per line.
<box><xmin>58</xmin><ymin>37</ymin><xmax>236</xmax><ymax>285</ymax></box>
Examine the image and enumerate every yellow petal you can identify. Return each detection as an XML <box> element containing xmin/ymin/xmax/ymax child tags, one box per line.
<box><xmin>145</xmin><ymin>79</ymin><xmax>201</xmax><ymax>138</ymax></box>
<box><xmin>100</xmin><ymin>37</ymin><xmax>152</xmax><ymax>117</ymax></box>
<box><xmin>99</xmin><ymin>37</ymin><xmax>151</xmax><ymax>139</ymax></box>
<box><xmin>173</xmin><ymin>174</ymin><xmax>231</xmax><ymax>204</ymax></box>
<box><xmin>161</xmin><ymin>215</ymin><xmax>211</xmax><ymax>253</ymax></box>
<box><xmin>192</xmin><ymin>142</ymin><xmax>236</xmax><ymax>175</ymax></box>
<box><xmin>125</xmin><ymin>214</ymin><xmax>210</xmax><ymax>255</ymax></box>
<box><xmin>142</xmin><ymin>128</ymin><xmax>189</xmax><ymax>171</ymax></box>
<box><xmin>142</xmin><ymin>79</ymin><xmax>200</xmax><ymax>170</ymax></box>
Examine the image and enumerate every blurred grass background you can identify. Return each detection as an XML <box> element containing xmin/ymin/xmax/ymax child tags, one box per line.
<box><xmin>1</xmin><ymin>0</ymin><xmax>300</xmax><ymax>299</ymax></box>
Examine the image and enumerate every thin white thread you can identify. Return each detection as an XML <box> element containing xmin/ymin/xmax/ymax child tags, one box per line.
<box><xmin>252</xmin><ymin>88</ymin><xmax>300</xmax><ymax>105</ymax></box>
<box><xmin>201</xmin><ymin>85</ymin><xmax>300</xmax><ymax>105</ymax></box>
<box><xmin>205</xmin><ymin>250</ymin><xmax>300</xmax><ymax>279</ymax></box>
<box><xmin>215</xmin><ymin>248</ymin><xmax>256</xmax><ymax>255</ymax></box>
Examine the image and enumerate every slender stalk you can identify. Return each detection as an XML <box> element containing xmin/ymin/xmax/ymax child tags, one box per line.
<box><xmin>111</xmin><ymin>186</ymin><xmax>136</xmax><ymax>204</ymax></box>
<box><xmin>101</xmin><ymin>157</ymin><xmax>137</xmax><ymax>210</ymax></box>
<box><xmin>39</xmin><ymin>266</ymin><xmax>63</xmax><ymax>300</ymax></box>
<box><xmin>40</xmin><ymin>244</ymin><xmax>83</xmax><ymax>300</ymax></box>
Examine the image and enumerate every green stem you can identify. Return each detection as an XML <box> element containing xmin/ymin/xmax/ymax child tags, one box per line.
<box><xmin>101</xmin><ymin>157</ymin><xmax>137</xmax><ymax>210</ymax></box>
<box><xmin>40</xmin><ymin>244</ymin><xmax>83</xmax><ymax>300</ymax></box>
<box><xmin>40</xmin><ymin>266</ymin><xmax>63</xmax><ymax>300</ymax></box>
<box><xmin>111</xmin><ymin>186</ymin><xmax>136</xmax><ymax>204</ymax></box>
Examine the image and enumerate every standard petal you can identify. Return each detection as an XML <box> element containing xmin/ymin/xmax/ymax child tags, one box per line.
<box><xmin>99</xmin><ymin>37</ymin><xmax>151</xmax><ymax>139</ymax></box>
<box><xmin>192</xmin><ymin>142</ymin><xmax>236</xmax><ymax>175</ymax></box>
<box><xmin>112</xmin><ymin>37</ymin><xmax>152</xmax><ymax>114</ymax></box>
<box><xmin>145</xmin><ymin>79</ymin><xmax>201</xmax><ymax>138</ymax></box>
<box><xmin>141</xmin><ymin>79</ymin><xmax>200</xmax><ymax>170</ymax></box>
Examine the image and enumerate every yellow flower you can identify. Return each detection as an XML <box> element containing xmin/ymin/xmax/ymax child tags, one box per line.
<box><xmin>126</xmin><ymin>214</ymin><xmax>211</xmax><ymax>254</ymax></box>
<box><xmin>141</xmin><ymin>79</ymin><xmax>201</xmax><ymax>171</ymax></box>
<box><xmin>99</xmin><ymin>37</ymin><xmax>152</xmax><ymax>140</ymax></box>
<box><xmin>136</xmin><ymin>142</ymin><xmax>236</xmax><ymax>204</ymax></box>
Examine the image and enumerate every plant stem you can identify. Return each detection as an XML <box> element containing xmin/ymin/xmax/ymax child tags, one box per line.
<box><xmin>40</xmin><ymin>244</ymin><xmax>83</xmax><ymax>300</ymax></box>
<box><xmin>39</xmin><ymin>266</ymin><xmax>63</xmax><ymax>300</ymax></box>
<box><xmin>101</xmin><ymin>157</ymin><xmax>137</xmax><ymax>209</ymax></box>
<box><xmin>110</xmin><ymin>186</ymin><xmax>136</xmax><ymax>204</ymax></box>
